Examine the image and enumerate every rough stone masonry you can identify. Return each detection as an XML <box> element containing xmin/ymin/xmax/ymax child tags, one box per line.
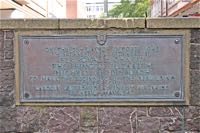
<box><xmin>0</xmin><ymin>18</ymin><xmax>199</xmax><ymax>133</ymax></box>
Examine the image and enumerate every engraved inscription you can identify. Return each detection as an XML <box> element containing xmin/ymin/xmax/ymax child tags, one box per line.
<box><xmin>19</xmin><ymin>35</ymin><xmax>184</xmax><ymax>102</ymax></box>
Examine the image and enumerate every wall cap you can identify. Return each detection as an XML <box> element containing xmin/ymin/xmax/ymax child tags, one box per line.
<box><xmin>0</xmin><ymin>18</ymin><xmax>199</xmax><ymax>29</ymax></box>
<box><xmin>0</xmin><ymin>18</ymin><xmax>145</xmax><ymax>29</ymax></box>
<box><xmin>147</xmin><ymin>17</ymin><xmax>200</xmax><ymax>29</ymax></box>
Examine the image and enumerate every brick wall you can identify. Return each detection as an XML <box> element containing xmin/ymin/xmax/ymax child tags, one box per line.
<box><xmin>0</xmin><ymin>18</ymin><xmax>199</xmax><ymax>133</ymax></box>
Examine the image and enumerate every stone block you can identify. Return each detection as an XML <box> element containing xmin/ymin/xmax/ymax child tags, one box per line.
<box><xmin>184</xmin><ymin>106</ymin><xmax>200</xmax><ymax>132</ymax></box>
<box><xmin>160</xmin><ymin>117</ymin><xmax>184</xmax><ymax>132</ymax></box>
<box><xmin>184</xmin><ymin>106</ymin><xmax>200</xmax><ymax>119</ymax></box>
<box><xmin>0</xmin><ymin>32</ymin><xmax>3</xmax><ymax>51</ymax></box>
<box><xmin>60</xmin><ymin>19</ymin><xmax>99</xmax><ymax>29</ymax></box>
<box><xmin>0</xmin><ymin>42</ymin><xmax>3</xmax><ymax>52</ymax></box>
<box><xmin>190</xmin><ymin>44</ymin><xmax>200</xmax><ymax>71</ymax></box>
<box><xmin>0</xmin><ymin>19</ymin><xmax>59</xmax><ymax>29</ymax></box>
<box><xmin>0</xmin><ymin>95</ymin><xmax>14</xmax><ymax>106</ymax></box>
<box><xmin>0</xmin><ymin>80</ymin><xmax>14</xmax><ymax>92</ymax></box>
<box><xmin>4</xmin><ymin>50</ymin><xmax>13</xmax><ymax>60</ymax></box>
<box><xmin>148</xmin><ymin>107</ymin><xmax>183</xmax><ymax>117</ymax></box>
<box><xmin>137</xmin><ymin>107</ymin><xmax>148</xmax><ymax>117</ymax></box>
<box><xmin>0</xmin><ymin>107</ymin><xmax>19</xmax><ymax>132</ymax></box>
<box><xmin>5</xmin><ymin>31</ymin><xmax>14</xmax><ymax>39</ymax></box>
<box><xmin>0</xmin><ymin>30</ymin><xmax>3</xmax><ymax>37</ymax></box>
<box><xmin>63</xmin><ymin>19</ymin><xmax>92</xmax><ymax>29</ymax></box>
<box><xmin>190</xmin><ymin>61</ymin><xmax>200</xmax><ymax>70</ymax></box>
<box><xmin>81</xmin><ymin>127</ymin><xmax>98</xmax><ymax>133</ymax></box>
<box><xmin>0</xmin><ymin>60</ymin><xmax>14</xmax><ymax>70</ymax></box>
<box><xmin>33</xmin><ymin>107</ymin><xmax>80</xmax><ymax>133</ymax></box>
<box><xmin>147</xmin><ymin>18</ymin><xmax>200</xmax><ymax>28</ymax></box>
<box><xmin>190</xmin><ymin>86</ymin><xmax>200</xmax><ymax>105</ymax></box>
<box><xmin>137</xmin><ymin>117</ymin><xmax>160</xmax><ymax>132</ymax></box>
<box><xmin>191</xmin><ymin>29</ymin><xmax>200</xmax><ymax>43</ymax></box>
<box><xmin>0</xmin><ymin>69</ymin><xmax>14</xmax><ymax>82</ymax></box>
<box><xmin>15</xmin><ymin>107</ymin><xmax>41</xmax><ymax>132</ymax></box>
<box><xmin>185</xmin><ymin>117</ymin><xmax>200</xmax><ymax>132</ymax></box>
<box><xmin>80</xmin><ymin>107</ymin><xmax>97</xmax><ymax>133</ymax></box>
<box><xmin>59</xmin><ymin>18</ymin><xmax>145</xmax><ymax>29</ymax></box>
<box><xmin>98</xmin><ymin>107</ymin><xmax>135</xmax><ymax>132</ymax></box>
<box><xmin>4</xmin><ymin>40</ymin><xmax>13</xmax><ymax>51</ymax></box>
<box><xmin>80</xmin><ymin>107</ymin><xmax>97</xmax><ymax>127</ymax></box>
<box><xmin>106</xmin><ymin>18</ymin><xmax>145</xmax><ymax>28</ymax></box>
<box><xmin>190</xmin><ymin>44</ymin><xmax>200</xmax><ymax>63</ymax></box>
<box><xmin>0</xmin><ymin>50</ymin><xmax>4</xmax><ymax>61</ymax></box>
<box><xmin>190</xmin><ymin>70</ymin><xmax>200</xmax><ymax>105</ymax></box>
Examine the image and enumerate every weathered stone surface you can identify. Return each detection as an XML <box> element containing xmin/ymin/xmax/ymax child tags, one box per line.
<box><xmin>80</xmin><ymin>107</ymin><xmax>97</xmax><ymax>133</ymax></box>
<box><xmin>185</xmin><ymin>118</ymin><xmax>200</xmax><ymax>132</ymax></box>
<box><xmin>4</xmin><ymin>40</ymin><xmax>13</xmax><ymax>51</ymax></box>
<box><xmin>0</xmin><ymin>60</ymin><xmax>14</xmax><ymax>70</ymax></box>
<box><xmin>0</xmin><ymin>19</ymin><xmax>145</xmax><ymax>30</ymax></box>
<box><xmin>191</xmin><ymin>29</ymin><xmax>200</xmax><ymax>43</ymax></box>
<box><xmin>105</xmin><ymin>18</ymin><xmax>145</xmax><ymax>28</ymax></box>
<box><xmin>1</xmin><ymin>18</ymin><xmax>200</xmax><ymax>29</ymax></box>
<box><xmin>60</xmin><ymin>19</ymin><xmax>101</xmax><ymax>29</ymax></box>
<box><xmin>98</xmin><ymin>107</ymin><xmax>135</xmax><ymax>133</ymax></box>
<box><xmin>81</xmin><ymin>127</ymin><xmax>98</xmax><ymax>133</ymax></box>
<box><xmin>190</xmin><ymin>86</ymin><xmax>200</xmax><ymax>105</ymax></box>
<box><xmin>0</xmin><ymin>94</ymin><xmax>14</xmax><ymax>106</ymax></box>
<box><xmin>149</xmin><ymin>107</ymin><xmax>174</xmax><ymax>117</ymax></box>
<box><xmin>16</xmin><ymin>107</ymin><xmax>81</xmax><ymax>133</ymax></box>
<box><xmin>184</xmin><ymin>106</ymin><xmax>200</xmax><ymax>132</ymax></box>
<box><xmin>0</xmin><ymin>79</ymin><xmax>14</xmax><ymax>93</ymax></box>
<box><xmin>16</xmin><ymin>107</ymin><xmax>41</xmax><ymax>132</ymax></box>
<box><xmin>149</xmin><ymin>107</ymin><xmax>183</xmax><ymax>117</ymax></box>
<box><xmin>184</xmin><ymin>106</ymin><xmax>200</xmax><ymax>119</ymax></box>
<box><xmin>137</xmin><ymin>117</ymin><xmax>160</xmax><ymax>133</ymax></box>
<box><xmin>46</xmin><ymin>107</ymin><xmax>80</xmax><ymax>133</ymax></box>
<box><xmin>4</xmin><ymin>50</ymin><xmax>13</xmax><ymax>60</ymax></box>
<box><xmin>0</xmin><ymin>49</ymin><xmax>4</xmax><ymax>61</ymax></box>
<box><xmin>137</xmin><ymin>107</ymin><xmax>147</xmax><ymax>117</ymax></box>
<box><xmin>0</xmin><ymin>31</ymin><xmax>3</xmax><ymax>51</ymax></box>
<box><xmin>190</xmin><ymin>61</ymin><xmax>200</xmax><ymax>70</ymax></box>
<box><xmin>0</xmin><ymin>19</ymin><xmax>59</xmax><ymax>29</ymax></box>
<box><xmin>0</xmin><ymin>30</ymin><xmax>3</xmax><ymax>37</ymax></box>
<box><xmin>5</xmin><ymin>31</ymin><xmax>14</xmax><ymax>39</ymax></box>
<box><xmin>190</xmin><ymin>44</ymin><xmax>200</xmax><ymax>71</ymax></box>
<box><xmin>60</xmin><ymin>18</ymin><xmax>145</xmax><ymax>29</ymax></box>
<box><xmin>190</xmin><ymin>43</ymin><xmax>200</xmax><ymax>105</ymax></box>
<box><xmin>190</xmin><ymin>70</ymin><xmax>200</xmax><ymax>86</ymax></box>
<box><xmin>190</xmin><ymin>70</ymin><xmax>200</xmax><ymax>105</ymax></box>
<box><xmin>0</xmin><ymin>69</ymin><xmax>14</xmax><ymax>82</ymax></box>
<box><xmin>160</xmin><ymin>117</ymin><xmax>184</xmax><ymax>132</ymax></box>
<box><xmin>0</xmin><ymin>107</ymin><xmax>19</xmax><ymax>132</ymax></box>
<box><xmin>147</xmin><ymin>18</ymin><xmax>200</xmax><ymax>28</ymax></box>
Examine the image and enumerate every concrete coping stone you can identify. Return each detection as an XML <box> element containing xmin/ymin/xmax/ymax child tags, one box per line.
<box><xmin>0</xmin><ymin>18</ymin><xmax>199</xmax><ymax>29</ymax></box>
<box><xmin>146</xmin><ymin>17</ymin><xmax>200</xmax><ymax>29</ymax></box>
<box><xmin>0</xmin><ymin>18</ymin><xmax>145</xmax><ymax>29</ymax></box>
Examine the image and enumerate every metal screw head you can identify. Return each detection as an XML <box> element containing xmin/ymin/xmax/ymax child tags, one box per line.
<box><xmin>24</xmin><ymin>40</ymin><xmax>29</xmax><ymax>45</ymax></box>
<box><xmin>175</xmin><ymin>39</ymin><xmax>180</xmax><ymax>44</ymax></box>
<box><xmin>24</xmin><ymin>93</ymin><xmax>30</xmax><ymax>98</ymax></box>
<box><xmin>174</xmin><ymin>92</ymin><xmax>180</xmax><ymax>97</ymax></box>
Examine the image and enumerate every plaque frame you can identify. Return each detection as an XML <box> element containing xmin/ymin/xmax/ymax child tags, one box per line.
<box><xmin>15</xmin><ymin>33</ymin><xmax>190</xmax><ymax>106</ymax></box>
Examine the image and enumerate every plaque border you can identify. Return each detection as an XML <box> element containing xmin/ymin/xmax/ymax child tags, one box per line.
<box><xmin>15</xmin><ymin>32</ymin><xmax>190</xmax><ymax>106</ymax></box>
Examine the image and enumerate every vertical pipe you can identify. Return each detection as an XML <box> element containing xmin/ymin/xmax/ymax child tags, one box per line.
<box><xmin>46</xmin><ymin>0</ymin><xmax>48</xmax><ymax>17</ymax></box>
<box><xmin>166</xmin><ymin>0</ymin><xmax>168</xmax><ymax>16</ymax></box>
<box><xmin>161</xmin><ymin>0</ymin><xmax>163</xmax><ymax>17</ymax></box>
<box><xmin>104</xmin><ymin>0</ymin><xmax>108</xmax><ymax>17</ymax></box>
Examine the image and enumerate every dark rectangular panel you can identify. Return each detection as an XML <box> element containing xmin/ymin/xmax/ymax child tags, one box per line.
<box><xmin>18</xmin><ymin>35</ymin><xmax>184</xmax><ymax>103</ymax></box>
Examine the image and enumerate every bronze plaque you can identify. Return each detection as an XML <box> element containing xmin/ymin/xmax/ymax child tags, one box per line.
<box><xmin>18</xmin><ymin>35</ymin><xmax>185</xmax><ymax>103</ymax></box>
